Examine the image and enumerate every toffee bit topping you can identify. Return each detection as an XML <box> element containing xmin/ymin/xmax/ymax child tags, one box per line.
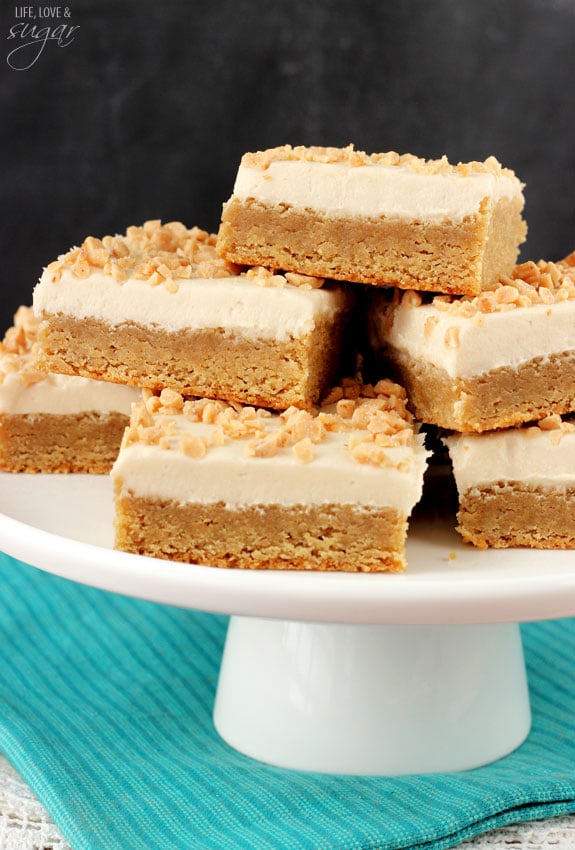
<box><xmin>444</xmin><ymin>326</ymin><xmax>460</xmax><ymax>349</ymax></box>
<box><xmin>128</xmin><ymin>378</ymin><xmax>417</xmax><ymax>470</ymax></box>
<box><xmin>244</xmin><ymin>266</ymin><xmax>325</xmax><ymax>290</ymax></box>
<box><xmin>293</xmin><ymin>437</ymin><xmax>314</xmax><ymax>463</ymax></box>
<box><xmin>19</xmin><ymin>369</ymin><xmax>47</xmax><ymax>386</ymax></box>
<box><xmin>424</xmin><ymin>316</ymin><xmax>439</xmax><ymax>339</ymax></box>
<box><xmin>401</xmin><ymin>290</ymin><xmax>423</xmax><ymax>309</ymax></box>
<box><xmin>537</xmin><ymin>414</ymin><xmax>562</xmax><ymax>430</ymax></box>
<box><xmin>159</xmin><ymin>387</ymin><xmax>184</xmax><ymax>412</ymax></box>
<box><xmin>336</xmin><ymin>398</ymin><xmax>355</xmax><ymax>419</ymax></box>
<box><xmin>284</xmin><ymin>272</ymin><xmax>325</xmax><ymax>290</ymax></box>
<box><xmin>48</xmin><ymin>221</ymin><xmax>326</xmax><ymax>291</ymax></box>
<box><xmin>244</xmin><ymin>266</ymin><xmax>287</xmax><ymax>288</ymax></box>
<box><xmin>182</xmin><ymin>397</ymin><xmax>229</xmax><ymax>422</ymax></box>
<box><xmin>537</xmin><ymin>413</ymin><xmax>575</xmax><ymax>444</ymax></box>
<box><xmin>350</xmin><ymin>441</ymin><xmax>389</xmax><ymax>467</ymax></box>
<box><xmin>322</xmin><ymin>386</ymin><xmax>344</xmax><ymax>405</ymax></box>
<box><xmin>522</xmin><ymin>414</ymin><xmax>575</xmax><ymax>445</ymax></box>
<box><xmin>241</xmin><ymin>144</ymin><xmax>518</xmax><ymax>178</ymax></box>
<box><xmin>395</xmin><ymin>255</ymin><xmax>575</xmax><ymax>318</ymax></box>
<box><xmin>245</xmin><ymin>431</ymin><xmax>285</xmax><ymax>459</ymax></box>
<box><xmin>47</xmin><ymin>221</ymin><xmax>241</xmax><ymax>287</ymax></box>
<box><xmin>0</xmin><ymin>306</ymin><xmax>49</xmax><ymax>385</ymax></box>
<box><xmin>180</xmin><ymin>434</ymin><xmax>208</xmax><ymax>458</ymax></box>
<box><xmin>279</xmin><ymin>408</ymin><xmax>326</xmax><ymax>444</ymax></box>
<box><xmin>2</xmin><ymin>306</ymin><xmax>39</xmax><ymax>354</ymax></box>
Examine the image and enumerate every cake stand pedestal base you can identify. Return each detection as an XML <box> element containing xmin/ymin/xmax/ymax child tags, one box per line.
<box><xmin>213</xmin><ymin>617</ymin><xmax>531</xmax><ymax>775</ymax></box>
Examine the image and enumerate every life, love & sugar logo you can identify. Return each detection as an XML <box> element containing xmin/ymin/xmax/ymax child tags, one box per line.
<box><xmin>6</xmin><ymin>5</ymin><xmax>80</xmax><ymax>70</ymax></box>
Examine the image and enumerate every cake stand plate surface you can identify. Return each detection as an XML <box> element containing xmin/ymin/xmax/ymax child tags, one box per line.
<box><xmin>0</xmin><ymin>471</ymin><xmax>573</xmax><ymax>774</ymax></box>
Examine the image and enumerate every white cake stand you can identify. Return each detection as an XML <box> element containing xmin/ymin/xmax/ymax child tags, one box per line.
<box><xmin>1</xmin><ymin>471</ymin><xmax>575</xmax><ymax>775</ymax></box>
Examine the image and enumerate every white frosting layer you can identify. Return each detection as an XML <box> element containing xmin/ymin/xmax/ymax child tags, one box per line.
<box><xmin>232</xmin><ymin>161</ymin><xmax>523</xmax><ymax>222</ymax></box>
<box><xmin>0</xmin><ymin>368</ymin><xmax>140</xmax><ymax>415</ymax></box>
<box><xmin>33</xmin><ymin>270</ymin><xmax>349</xmax><ymax>343</ymax></box>
<box><xmin>112</xmin><ymin>418</ymin><xmax>429</xmax><ymax>514</ymax></box>
<box><xmin>445</xmin><ymin>429</ymin><xmax>575</xmax><ymax>494</ymax></box>
<box><xmin>375</xmin><ymin>299</ymin><xmax>575</xmax><ymax>378</ymax></box>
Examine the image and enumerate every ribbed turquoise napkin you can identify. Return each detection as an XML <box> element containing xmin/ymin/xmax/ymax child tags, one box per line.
<box><xmin>1</xmin><ymin>553</ymin><xmax>575</xmax><ymax>850</ymax></box>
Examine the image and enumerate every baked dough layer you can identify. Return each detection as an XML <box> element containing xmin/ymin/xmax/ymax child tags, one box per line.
<box><xmin>457</xmin><ymin>483</ymin><xmax>575</xmax><ymax>549</ymax></box>
<box><xmin>218</xmin><ymin>197</ymin><xmax>525</xmax><ymax>295</ymax></box>
<box><xmin>114</xmin><ymin>492</ymin><xmax>407</xmax><ymax>573</ymax></box>
<box><xmin>0</xmin><ymin>411</ymin><xmax>127</xmax><ymax>473</ymax></box>
<box><xmin>385</xmin><ymin>350</ymin><xmax>575</xmax><ymax>432</ymax></box>
<box><xmin>36</xmin><ymin>314</ymin><xmax>345</xmax><ymax>410</ymax></box>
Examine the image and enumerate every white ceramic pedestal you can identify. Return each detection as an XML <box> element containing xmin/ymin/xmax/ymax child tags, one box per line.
<box><xmin>7</xmin><ymin>473</ymin><xmax>575</xmax><ymax>777</ymax></box>
<box><xmin>214</xmin><ymin>617</ymin><xmax>531</xmax><ymax>775</ymax></box>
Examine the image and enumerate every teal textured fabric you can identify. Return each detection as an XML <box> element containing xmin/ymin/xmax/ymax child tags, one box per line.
<box><xmin>1</xmin><ymin>553</ymin><xmax>575</xmax><ymax>850</ymax></box>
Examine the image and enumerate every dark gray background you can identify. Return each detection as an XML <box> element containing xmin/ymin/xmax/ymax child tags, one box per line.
<box><xmin>1</xmin><ymin>0</ymin><xmax>574</xmax><ymax>332</ymax></box>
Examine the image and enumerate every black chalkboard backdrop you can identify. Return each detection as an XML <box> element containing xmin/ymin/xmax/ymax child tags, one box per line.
<box><xmin>1</xmin><ymin>0</ymin><xmax>574</xmax><ymax>332</ymax></box>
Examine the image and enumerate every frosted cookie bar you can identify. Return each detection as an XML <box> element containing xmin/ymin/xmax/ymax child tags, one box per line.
<box><xmin>33</xmin><ymin>221</ymin><xmax>353</xmax><ymax>411</ymax></box>
<box><xmin>445</xmin><ymin>416</ymin><xmax>575</xmax><ymax>549</ymax></box>
<box><xmin>0</xmin><ymin>307</ymin><xmax>140</xmax><ymax>473</ymax></box>
<box><xmin>217</xmin><ymin>145</ymin><xmax>526</xmax><ymax>295</ymax></box>
<box><xmin>112</xmin><ymin>379</ymin><xmax>430</xmax><ymax>572</ymax></box>
<box><xmin>370</xmin><ymin>254</ymin><xmax>575</xmax><ymax>432</ymax></box>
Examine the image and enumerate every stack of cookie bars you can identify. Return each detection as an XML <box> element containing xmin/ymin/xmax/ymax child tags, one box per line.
<box><xmin>370</xmin><ymin>251</ymin><xmax>575</xmax><ymax>549</ymax></box>
<box><xmin>4</xmin><ymin>143</ymin><xmax>572</xmax><ymax>564</ymax></box>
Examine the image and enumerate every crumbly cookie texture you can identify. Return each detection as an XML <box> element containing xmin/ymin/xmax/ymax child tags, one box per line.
<box><xmin>455</xmin><ymin>483</ymin><xmax>575</xmax><ymax>550</ymax></box>
<box><xmin>242</xmin><ymin>144</ymin><xmax>517</xmax><ymax>177</ymax></box>
<box><xmin>218</xmin><ymin>146</ymin><xmax>526</xmax><ymax>294</ymax></box>
<box><xmin>33</xmin><ymin>220</ymin><xmax>344</xmax><ymax>409</ymax></box>
<box><xmin>446</xmin><ymin>415</ymin><xmax>575</xmax><ymax>550</ymax></box>
<box><xmin>371</xmin><ymin>251</ymin><xmax>575</xmax><ymax>432</ymax></box>
<box><xmin>43</xmin><ymin>220</ymin><xmax>325</xmax><ymax>293</ymax></box>
<box><xmin>0</xmin><ymin>306</ymin><xmax>138</xmax><ymax>473</ymax></box>
<box><xmin>0</xmin><ymin>411</ymin><xmax>130</xmax><ymax>474</ymax></box>
<box><xmin>113</xmin><ymin>377</ymin><xmax>429</xmax><ymax>572</ymax></box>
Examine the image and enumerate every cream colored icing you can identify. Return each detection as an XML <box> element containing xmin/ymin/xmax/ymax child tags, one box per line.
<box><xmin>0</xmin><ymin>367</ymin><xmax>140</xmax><ymax>415</ymax></box>
<box><xmin>112</xmin><ymin>416</ymin><xmax>429</xmax><ymax>514</ymax></box>
<box><xmin>232</xmin><ymin>160</ymin><xmax>523</xmax><ymax>222</ymax></box>
<box><xmin>445</xmin><ymin>428</ymin><xmax>575</xmax><ymax>494</ymax></box>
<box><xmin>33</xmin><ymin>269</ymin><xmax>350</xmax><ymax>343</ymax></box>
<box><xmin>372</xmin><ymin>298</ymin><xmax>575</xmax><ymax>378</ymax></box>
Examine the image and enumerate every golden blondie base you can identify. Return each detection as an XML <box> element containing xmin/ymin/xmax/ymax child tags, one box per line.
<box><xmin>386</xmin><ymin>350</ymin><xmax>575</xmax><ymax>432</ymax></box>
<box><xmin>37</xmin><ymin>315</ymin><xmax>344</xmax><ymax>410</ymax></box>
<box><xmin>0</xmin><ymin>411</ymin><xmax>128</xmax><ymax>473</ymax></box>
<box><xmin>457</xmin><ymin>483</ymin><xmax>575</xmax><ymax>549</ymax></box>
<box><xmin>218</xmin><ymin>197</ymin><xmax>524</xmax><ymax>295</ymax></box>
<box><xmin>114</xmin><ymin>493</ymin><xmax>408</xmax><ymax>572</ymax></box>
